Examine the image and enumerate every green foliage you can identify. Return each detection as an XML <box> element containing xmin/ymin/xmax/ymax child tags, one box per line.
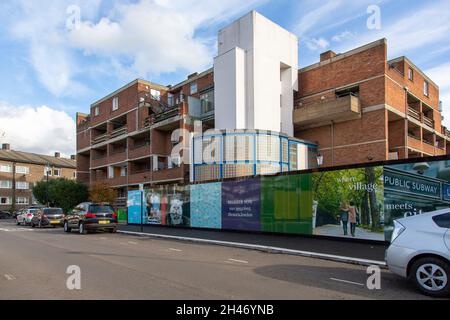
<box><xmin>32</xmin><ymin>179</ymin><xmax>89</xmax><ymax>213</ymax></box>
<box><xmin>89</xmin><ymin>182</ymin><xmax>117</xmax><ymax>204</ymax></box>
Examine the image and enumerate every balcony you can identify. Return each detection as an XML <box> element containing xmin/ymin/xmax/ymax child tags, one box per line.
<box><xmin>152</xmin><ymin>166</ymin><xmax>183</xmax><ymax>183</ymax></box>
<box><xmin>407</xmin><ymin>135</ymin><xmax>422</xmax><ymax>151</ymax></box>
<box><xmin>91</xmin><ymin>156</ymin><xmax>108</xmax><ymax>168</ymax></box>
<box><xmin>423</xmin><ymin>115</ymin><xmax>434</xmax><ymax>129</ymax></box>
<box><xmin>129</xmin><ymin>144</ymin><xmax>151</xmax><ymax>160</ymax></box>
<box><xmin>407</xmin><ymin>108</ymin><xmax>421</xmax><ymax>121</ymax></box>
<box><xmin>108</xmin><ymin>150</ymin><xmax>127</xmax><ymax>164</ymax></box>
<box><xmin>293</xmin><ymin>94</ymin><xmax>361</xmax><ymax>127</ymax></box>
<box><xmin>110</xmin><ymin>126</ymin><xmax>127</xmax><ymax>139</ymax></box>
<box><xmin>92</xmin><ymin>133</ymin><xmax>108</xmax><ymax>144</ymax></box>
<box><xmin>128</xmin><ymin>171</ymin><xmax>151</xmax><ymax>185</ymax></box>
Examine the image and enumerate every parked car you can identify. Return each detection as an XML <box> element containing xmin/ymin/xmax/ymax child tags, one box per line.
<box><xmin>0</xmin><ymin>210</ymin><xmax>12</xmax><ymax>219</ymax></box>
<box><xmin>386</xmin><ymin>209</ymin><xmax>450</xmax><ymax>297</ymax></box>
<box><xmin>16</xmin><ymin>208</ymin><xmax>39</xmax><ymax>226</ymax></box>
<box><xmin>31</xmin><ymin>207</ymin><xmax>65</xmax><ymax>228</ymax></box>
<box><xmin>64</xmin><ymin>203</ymin><xmax>118</xmax><ymax>234</ymax></box>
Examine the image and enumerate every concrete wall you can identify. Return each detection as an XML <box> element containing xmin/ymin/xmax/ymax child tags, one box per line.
<box><xmin>214</xmin><ymin>11</ymin><xmax>298</xmax><ymax>136</ymax></box>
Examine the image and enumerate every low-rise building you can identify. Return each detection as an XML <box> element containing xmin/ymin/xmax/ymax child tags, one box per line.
<box><xmin>0</xmin><ymin>143</ymin><xmax>76</xmax><ymax>212</ymax></box>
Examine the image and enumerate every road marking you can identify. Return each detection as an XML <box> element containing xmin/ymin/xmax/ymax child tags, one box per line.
<box><xmin>117</xmin><ymin>230</ymin><xmax>387</xmax><ymax>268</ymax></box>
<box><xmin>168</xmin><ymin>248</ymin><xmax>182</xmax><ymax>252</ymax></box>
<box><xmin>330</xmin><ymin>278</ymin><xmax>365</xmax><ymax>287</ymax></box>
<box><xmin>227</xmin><ymin>259</ymin><xmax>248</xmax><ymax>264</ymax></box>
<box><xmin>128</xmin><ymin>241</ymin><xmax>137</xmax><ymax>245</ymax></box>
<box><xmin>4</xmin><ymin>274</ymin><xmax>16</xmax><ymax>281</ymax></box>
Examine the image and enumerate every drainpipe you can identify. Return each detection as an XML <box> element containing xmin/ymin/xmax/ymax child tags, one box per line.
<box><xmin>331</xmin><ymin>121</ymin><xmax>335</xmax><ymax>166</ymax></box>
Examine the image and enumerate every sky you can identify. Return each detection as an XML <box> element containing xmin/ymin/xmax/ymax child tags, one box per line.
<box><xmin>0</xmin><ymin>0</ymin><xmax>449</xmax><ymax>157</ymax></box>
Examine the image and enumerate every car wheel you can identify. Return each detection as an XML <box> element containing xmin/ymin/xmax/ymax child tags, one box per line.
<box><xmin>64</xmin><ymin>221</ymin><xmax>71</xmax><ymax>233</ymax></box>
<box><xmin>410</xmin><ymin>257</ymin><xmax>450</xmax><ymax>297</ymax></box>
<box><xmin>79</xmin><ymin>223</ymin><xmax>87</xmax><ymax>235</ymax></box>
<box><xmin>16</xmin><ymin>219</ymin><xmax>20</xmax><ymax>225</ymax></box>
<box><xmin>31</xmin><ymin>222</ymin><xmax>35</xmax><ymax>228</ymax></box>
<box><xmin>108</xmin><ymin>228</ymin><xmax>116</xmax><ymax>233</ymax></box>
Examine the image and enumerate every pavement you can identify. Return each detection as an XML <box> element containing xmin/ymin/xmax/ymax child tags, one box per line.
<box><xmin>119</xmin><ymin>223</ymin><xmax>388</xmax><ymax>263</ymax></box>
<box><xmin>0</xmin><ymin>219</ymin><xmax>429</xmax><ymax>300</ymax></box>
<box><xmin>313</xmin><ymin>224</ymin><xmax>385</xmax><ymax>241</ymax></box>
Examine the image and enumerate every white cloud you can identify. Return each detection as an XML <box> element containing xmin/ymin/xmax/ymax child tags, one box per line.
<box><xmin>305</xmin><ymin>37</ymin><xmax>330</xmax><ymax>51</ymax></box>
<box><xmin>426</xmin><ymin>63</ymin><xmax>450</xmax><ymax>127</ymax></box>
<box><xmin>4</xmin><ymin>0</ymin><xmax>264</xmax><ymax>97</ymax></box>
<box><xmin>332</xmin><ymin>31</ymin><xmax>357</xmax><ymax>42</ymax></box>
<box><xmin>0</xmin><ymin>102</ymin><xmax>76</xmax><ymax>157</ymax></box>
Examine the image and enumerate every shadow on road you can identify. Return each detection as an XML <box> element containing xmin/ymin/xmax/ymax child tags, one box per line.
<box><xmin>252</xmin><ymin>264</ymin><xmax>428</xmax><ymax>300</ymax></box>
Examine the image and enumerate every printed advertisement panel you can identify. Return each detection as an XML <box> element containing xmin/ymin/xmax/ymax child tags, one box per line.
<box><xmin>384</xmin><ymin>159</ymin><xmax>450</xmax><ymax>241</ymax></box>
<box><xmin>145</xmin><ymin>186</ymin><xmax>190</xmax><ymax>226</ymax></box>
<box><xmin>127</xmin><ymin>190</ymin><xmax>145</xmax><ymax>224</ymax></box>
<box><xmin>261</xmin><ymin>174</ymin><xmax>313</xmax><ymax>235</ymax></box>
<box><xmin>190</xmin><ymin>182</ymin><xmax>222</xmax><ymax>229</ymax></box>
<box><xmin>312</xmin><ymin>166</ymin><xmax>385</xmax><ymax>241</ymax></box>
<box><xmin>222</xmin><ymin>178</ymin><xmax>261</xmax><ymax>231</ymax></box>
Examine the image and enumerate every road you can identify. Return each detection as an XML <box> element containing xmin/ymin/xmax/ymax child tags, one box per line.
<box><xmin>0</xmin><ymin>220</ymin><xmax>430</xmax><ymax>300</ymax></box>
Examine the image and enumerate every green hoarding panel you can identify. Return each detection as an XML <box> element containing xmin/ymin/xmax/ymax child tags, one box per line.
<box><xmin>261</xmin><ymin>174</ymin><xmax>313</xmax><ymax>235</ymax></box>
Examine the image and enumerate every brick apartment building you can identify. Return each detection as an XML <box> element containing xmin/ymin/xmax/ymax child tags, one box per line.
<box><xmin>76</xmin><ymin>70</ymin><xmax>215</xmax><ymax>203</ymax></box>
<box><xmin>294</xmin><ymin>39</ymin><xmax>450</xmax><ymax>167</ymax></box>
<box><xmin>76</xmin><ymin>36</ymin><xmax>449</xmax><ymax>200</ymax></box>
<box><xmin>0</xmin><ymin>143</ymin><xmax>76</xmax><ymax>212</ymax></box>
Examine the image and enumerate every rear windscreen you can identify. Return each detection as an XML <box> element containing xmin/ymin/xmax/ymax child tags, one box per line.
<box><xmin>44</xmin><ymin>209</ymin><xmax>63</xmax><ymax>215</ymax></box>
<box><xmin>89</xmin><ymin>205</ymin><xmax>114</xmax><ymax>213</ymax></box>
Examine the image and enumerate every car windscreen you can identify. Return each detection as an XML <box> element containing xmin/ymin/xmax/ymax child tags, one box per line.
<box><xmin>43</xmin><ymin>209</ymin><xmax>63</xmax><ymax>215</ymax></box>
<box><xmin>89</xmin><ymin>205</ymin><xmax>114</xmax><ymax>213</ymax></box>
<box><xmin>28</xmin><ymin>209</ymin><xmax>38</xmax><ymax>213</ymax></box>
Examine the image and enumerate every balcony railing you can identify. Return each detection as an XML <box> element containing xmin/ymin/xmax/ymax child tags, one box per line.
<box><xmin>110</xmin><ymin>127</ymin><xmax>127</xmax><ymax>138</ymax></box>
<box><xmin>423</xmin><ymin>116</ymin><xmax>434</xmax><ymax>128</ymax></box>
<box><xmin>92</xmin><ymin>133</ymin><xmax>108</xmax><ymax>144</ymax></box>
<box><xmin>407</xmin><ymin>108</ymin><xmax>421</xmax><ymax>121</ymax></box>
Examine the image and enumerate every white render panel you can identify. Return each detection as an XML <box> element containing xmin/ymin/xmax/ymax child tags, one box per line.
<box><xmin>214</xmin><ymin>11</ymin><xmax>298</xmax><ymax>135</ymax></box>
<box><xmin>214</xmin><ymin>47</ymin><xmax>246</xmax><ymax>130</ymax></box>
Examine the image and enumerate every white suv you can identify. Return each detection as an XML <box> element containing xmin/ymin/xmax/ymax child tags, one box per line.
<box><xmin>386</xmin><ymin>209</ymin><xmax>450</xmax><ymax>297</ymax></box>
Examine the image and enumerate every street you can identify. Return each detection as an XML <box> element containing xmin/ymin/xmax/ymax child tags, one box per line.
<box><xmin>0</xmin><ymin>220</ymin><xmax>430</xmax><ymax>300</ymax></box>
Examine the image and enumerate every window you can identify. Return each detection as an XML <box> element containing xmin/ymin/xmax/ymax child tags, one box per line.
<box><xmin>433</xmin><ymin>213</ymin><xmax>450</xmax><ymax>228</ymax></box>
<box><xmin>16</xmin><ymin>166</ymin><xmax>29</xmax><ymax>174</ymax></box>
<box><xmin>190</xmin><ymin>82</ymin><xmax>198</xmax><ymax>95</ymax></box>
<box><xmin>151</xmin><ymin>89</ymin><xmax>161</xmax><ymax>101</ymax></box>
<box><xmin>53</xmin><ymin>169</ymin><xmax>61</xmax><ymax>177</ymax></box>
<box><xmin>73</xmin><ymin>172</ymin><xmax>77</xmax><ymax>179</ymax></box>
<box><xmin>94</xmin><ymin>106</ymin><xmax>100</xmax><ymax>116</ymax></box>
<box><xmin>408</xmin><ymin>68</ymin><xmax>414</xmax><ymax>81</ymax></box>
<box><xmin>424</xmin><ymin>81</ymin><xmax>429</xmax><ymax>97</ymax></box>
<box><xmin>168</xmin><ymin>93</ymin><xmax>174</xmax><ymax>107</ymax></box>
<box><xmin>0</xmin><ymin>180</ymin><xmax>12</xmax><ymax>189</ymax></box>
<box><xmin>0</xmin><ymin>164</ymin><xmax>12</xmax><ymax>173</ymax></box>
<box><xmin>112</xmin><ymin>97</ymin><xmax>119</xmax><ymax>111</ymax></box>
<box><xmin>16</xmin><ymin>181</ymin><xmax>29</xmax><ymax>190</ymax></box>
<box><xmin>120</xmin><ymin>166</ymin><xmax>127</xmax><ymax>177</ymax></box>
<box><xmin>44</xmin><ymin>168</ymin><xmax>52</xmax><ymax>176</ymax></box>
<box><xmin>0</xmin><ymin>197</ymin><xmax>11</xmax><ymax>205</ymax></box>
<box><xmin>200</xmin><ymin>90</ymin><xmax>214</xmax><ymax>113</ymax></box>
<box><xmin>16</xmin><ymin>197</ymin><xmax>29</xmax><ymax>205</ymax></box>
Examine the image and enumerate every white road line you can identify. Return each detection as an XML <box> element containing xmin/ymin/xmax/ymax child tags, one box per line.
<box><xmin>4</xmin><ymin>274</ymin><xmax>16</xmax><ymax>281</ymax></box>
<box><xmin>330</xmin><ymin>278</ymin><xmax>365</xmax><ymax>287</ymax></box>
<box><xmin>228</xmin><ymin>259</ymin><xmax>248</xmax><ymax>264</ymax></box>
<box><xmin>128</xmin><ymin>241</ymin><xmax>137</xmax><ymax>245</ymax></box>
<box><xmin>117</xmin><ymin>230</ymin><xmax>387</xmax><ymax>268</ymax></box>
<box><xmin>168</xmin><ymin>248</ymin><xmax>182</xmax><ymax>252</ymax></box>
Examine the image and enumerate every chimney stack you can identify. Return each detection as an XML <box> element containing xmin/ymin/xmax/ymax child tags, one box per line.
<box><xmin>2</xmin><ymin>143</ymin><xmax>10</xmax><ymax>151</ymax></box>
<box><xmin>320</xmin><ymin>50</ymin><xmax>337</xmax><ymax>62</ymax></box>
<box><xmin>54</xmin><ymin>152</ymin><xmax>60</xmax><ymax>158</ymax></box>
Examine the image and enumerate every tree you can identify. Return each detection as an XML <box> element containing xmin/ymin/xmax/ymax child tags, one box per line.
<box><xmin>365</xmin><ymin>167</ymin><xmax>381</xmax><ymax>231</ymax></box>
<box><xmin>32</xmin><ymin>179</ymin><xmax>89</xmax><ymax>213</ymax></box>
<box><xmin>89</xmin><ymin>182</ymin><xmax>117</xmax><ymax>204</ymax></box>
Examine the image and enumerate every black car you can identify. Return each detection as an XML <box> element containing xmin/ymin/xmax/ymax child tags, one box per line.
<box><xmin>31</xmin><ymin>208</ymin><xmax>65</xmax><ymax>228</ymax></box>
<box><xmin>0</xmin><ymin>211</ymin><xmax>12</xmax><ymax>219</ymax></box>
<box><xmin>64</xmin><ymin>203</ymin><xmax>118</xmax><ymax>234</ymax></box>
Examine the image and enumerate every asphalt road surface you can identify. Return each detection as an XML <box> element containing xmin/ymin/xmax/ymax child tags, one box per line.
<box><xmin>0</xmin><ymin>220</ymin><xmax>431</xmax><ymax>300</ymax></box>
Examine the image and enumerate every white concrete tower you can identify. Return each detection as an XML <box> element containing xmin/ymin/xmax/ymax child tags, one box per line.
<box><xmin>213</xmin><ymin>11</ymin><xmax>298</xmax><ymax>136</ymax></box>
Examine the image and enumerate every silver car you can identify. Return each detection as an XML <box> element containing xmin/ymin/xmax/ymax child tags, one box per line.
<box><xmin>386</xmin><ymin>209</ymin><xmax>450</xmax><ymax>297</ymax></box>
<box><xmin>16</xmin><ymin>208</ymin><xmax>39</xmax><ymax>226</ymax></box>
